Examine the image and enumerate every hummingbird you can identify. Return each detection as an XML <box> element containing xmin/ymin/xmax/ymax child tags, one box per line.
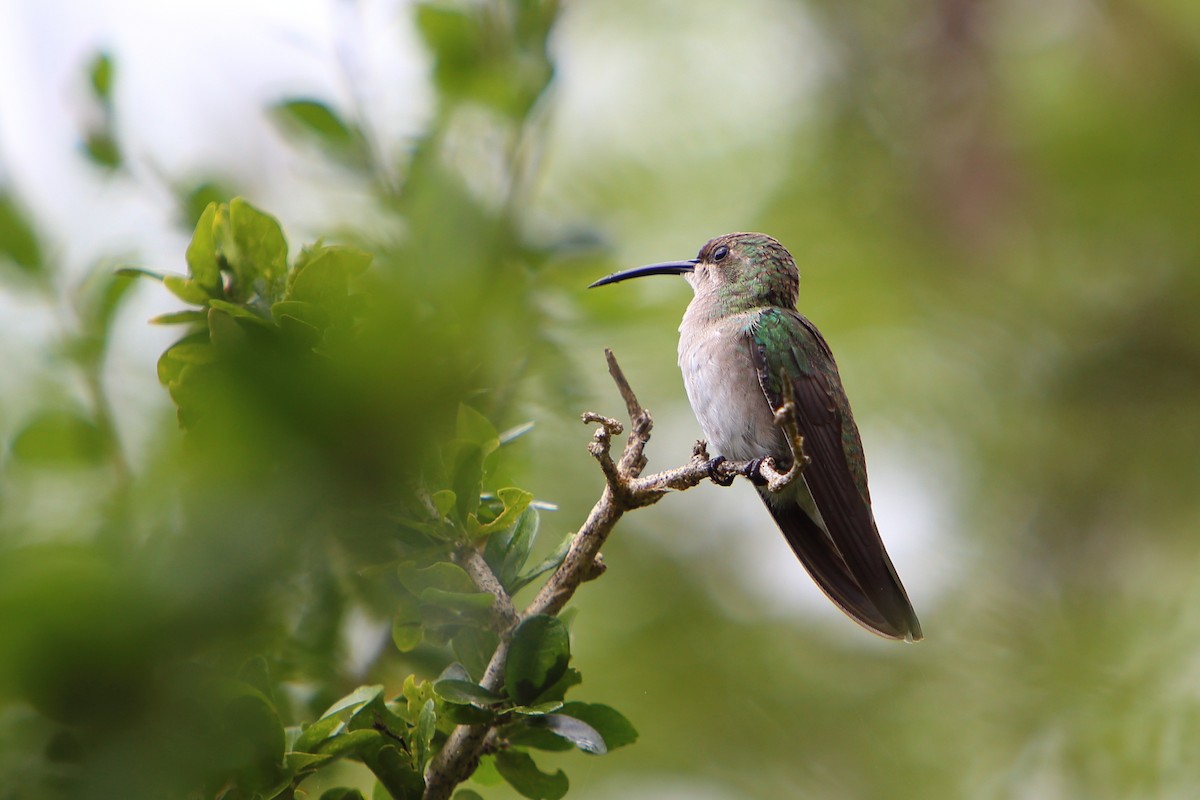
<box><xmin>590</xmin><ymin>232</ymin><xmax>922</xmax><ymax>641</ymax></box>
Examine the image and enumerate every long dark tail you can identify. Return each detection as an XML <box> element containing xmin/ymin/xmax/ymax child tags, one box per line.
<box><xmin>760</xmin><ymin>491</ymin><xmax>923</xmax><ymax>641</ymax></box>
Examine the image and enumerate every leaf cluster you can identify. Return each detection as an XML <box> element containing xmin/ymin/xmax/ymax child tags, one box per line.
<box><xmin>123</xmin><ymin>198</ymin><xmax>370</xmax><ymax>408</ymax></box>
<box><xmin>293</xmin><ymin>613</ymin><xmax>634</xmax><ymax>800</ymax></box>
<box><xmin>190</xmin><ymin>391</ymin><xmax>634</xmax><ymax>799</ymax></box>
<box><xmin>115</xmin><ymin>204</ymin><xmax>634</xmax><ymax>799</ymax></box>
<box><xmin>0</xmin><ymin>1</ymin><xmax>636</xmax><ymax>798</ymax></box>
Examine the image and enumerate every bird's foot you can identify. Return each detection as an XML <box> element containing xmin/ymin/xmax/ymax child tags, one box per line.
<box><xmin>706</xmin><ymin>455</ymin><xmax>736</xmax><ymax>487</ymax></box>
<box><xmin>746</xmin><ymin>457</ymin><xmax>770</xmax><ymax>487</ymax></box>
<box><xmin>754</xmin><ymin>456</ymin><xmax>798</xmax><ymax>493</ymax></box>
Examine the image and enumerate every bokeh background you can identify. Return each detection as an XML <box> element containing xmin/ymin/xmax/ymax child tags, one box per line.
<box><xmin>4</xmin><ymin>0</ymin><xmax>1200</xmax><ymax>798</ymax></box>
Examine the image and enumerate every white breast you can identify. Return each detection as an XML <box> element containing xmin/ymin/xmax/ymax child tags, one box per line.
<box><xmin>676</xmin><ymin>310</ymin><xmax>783</xmax><ymax>462</ymax></box>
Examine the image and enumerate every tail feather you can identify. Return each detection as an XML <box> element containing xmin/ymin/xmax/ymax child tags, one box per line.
<box><xmin>760</xmin><ymin>490</ymin><xmax>922</xmax><ymax>642</ymax></box>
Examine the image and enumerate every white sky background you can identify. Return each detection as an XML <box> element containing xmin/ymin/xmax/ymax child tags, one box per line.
<box><xmin>0</xmin><ymin>0</ymin><xmax>429</xmax><ymax>258</ymax></box>
<box><xmin>0</xmin><ymin>0</ymin><xmax>954</xmax><ymax>641</ymax></box>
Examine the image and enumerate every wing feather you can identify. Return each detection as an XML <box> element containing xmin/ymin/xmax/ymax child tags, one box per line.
<box><xmin>749</xmin><ymin>308</ymin><xmax>922</xmax><ymax>641</ymax></box>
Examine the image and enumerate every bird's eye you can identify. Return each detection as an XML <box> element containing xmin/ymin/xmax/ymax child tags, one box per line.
<box><xmin>711</xmin><ymin>244</ymin><xmax>729</xmax><ymax>262</ymax></box>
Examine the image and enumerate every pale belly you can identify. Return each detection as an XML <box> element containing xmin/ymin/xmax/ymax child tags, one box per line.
<box><xmin>677</xmin><ymin>315</ymin><xmax>785</xmax><ymax>462</ymax></box>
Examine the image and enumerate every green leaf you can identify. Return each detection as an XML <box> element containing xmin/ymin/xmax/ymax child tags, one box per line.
<box><xmin>115</xmin><ymin>266</ymin><xmax>166</xmax><ymax>282</ymax></box>
<box><xmin>473</xmin><ymin>754</ymin><xmax>503</xmax><ymax>786</ymax></box>
<box><xmin>365</xmin><ymin>744</ymin><xmax>424</xmax><ymax>800</ymax></box>
<box><xmin>391</xmin><ymin>596</ymin><xmax>423</xmax><ymax>653</ymax></box>
<box><xmin>528</xmin><ymin>667</ymin><xmax>581</xmax><ymax>706</ymax></box>
<box><xmin>503</xmin><ymin>724</ymin><xmax>573</xmax><ymax>753</ymax></box>
<box><xmin>178</xmin><ymin>180</ymin><xmax>232</xmax><ymax>228</ymax></box>
<box><xmin>161</xmin><ymin>342</ymin><xmax>216</xmax><ymax>366</ymax></box>
<box><xmin>155</xmin><ymin>334</ymin><xmax>212</xmax><ymax>386</ymax></box>
<box><xmin>452</xmin><ymin>443</ymin><xmax>485</xmax><ymax>523</ymax></box>
<box><xmin>319</xmin><ymin>685</ymin><xmax>384</xmax><ymax>720</ymax></box>
<box><xmin>149</xmin><ymin>310</ymin><xmax>207</xmax><ymax>326</ymax></box>
<box><xmin>277</xmin><ymin>313</ymin><xmax>322</xmax><ymax>347</ymax></box>
<box><xmin>274</xmin><ymin>99</ymin><xmax>353</xmax><ymax>142</ymax></box>
<box><xmin>514</xmin><ymin>1</ymin><xmax>560</xmax><ymax>49</ymax></box>
<box><xmin>400</xmin><ymin>675</ymin><xmax>436</xmax><ymax>721</ymax></box>
<box><xmin>397</xmin><ymin>562</ymin><xmax>476</xmax><ymax>596</ymax></box>
<box><xmin>294</xmin><ymin>714</ymin><xmax>344</xmax><ymax>753</ymax></box>
<box><xmin>9</xmin><ymin>410</ymin><xmax>107</xmax><ymax>466</ymax></box>
<box><xmin>414</xmin><ymin>699</ymin><xmax>436</xmax><ymax>770</ymax></box>
<box><xmin>286</xmin><ymin>750</ymin><xmax>335</xmax><ymax>771</ymax></box>
<box><xmin>88</xmin><ymin>51</ymin><xmax>114</xmax><ymax>102</ymax></box>
<box><xmin>468</xmin><ymin>488</ymin><xmax>534</xmax><ymax>539</ymax></box>
<box><xmin>494</xmin><ymin>750</ymin><xmax>568</xmax><ymax>800</ymax></box>
<box><xmin>272</xmin><ymin>99</ymin><xmax>363</xmax><ymax>165</ymax></box>
<box><xmin>510</xmin><ymin>529</ymin><xmax>572</xmax><ymax>595</ymax></box>
<box><xmin>185</xmin><ymin>201</ymin><xmax>221</xmax><ymax>291</ymax></box>
<box><xmin>457</xmin><ymin>404</ymin><xmax>501</xmax><ymax>454</ymax></box>
<box><xmin>288</xmin><ymin>246</ymin><xmax>370</xmax><ymax>313</ymax></box>
<box><xmin>441</xmin><ymin>701</ymin><xmax>498</xmax><ymax>726</ymax></box>
<box><xmin>512</xmin><ymin>701</ymin><xmax>563</xmax><ymax>716</ymax></box>
<box><xmin>84</xmin><ymin>271</ymin><xmax>137</xmax><ymax>338</ymax></box>
<box><xmin>347</xmin><ymin>694</ymin><xmax>408</xmax><ymax>738</ymax></box>
<box><xmin>433</xmin><ymin>679</ymin><xmax>506</xmax><ymax>707</ymax></box>
<box><xmin>391</xmin><ymin>623</ymin><xmax>424</xmax><ymax>652</ymax></box>
<box><xmin>505</xmin><ymin>726</ymin><xmax>574</xmax><ymax>753</ymax></box>
<box><xmin>0</xmin><ymin>192</ymin><xmax>43</xmax><ymax>274</ymax></box>
<box><xmin>320</xmin><ymin>790</ymin><xmax>367</xmax><ymax>800</ymax></box>
<box><xmin>431</xmin><ymin>489</ymin><xmax>457</xmax><ymax>518</ymax></box>
<box><xmin>416</xmin><ymin>4</ymin><xmax>481</xmax><ymax>100</ymax></box>
<box><xmin>83</xmin><ymin>130</ymin><xmax>121</xmax><ymax>169</ymax></box>
<box><xmin>228</xmin><ymin>197</ymin><xmax>288</xmax><ymax>293</ymax></box>
<box><xmin>271</xmin><ymin>299</ymin><xmax>329</xmax><ymax>330</ymax></box>
<box><xmin>452</xmin><ymin>627</ymin><xmax>499</xmax><ymax>681</ymax></box>
<box><xmin>505</xmin><ymin>616</ymin><xmax>570</xmax><ymax>706</ymax></box>
<box><xmin>291</xmin><ymin>240</ymin><xmax>369</xmax><ymax>277</ymax></box>
<box><xmin>418</xmin><ymin>587</ymin><xmax>495</xmax><ymax>613</ymax></box>
<box><xmin>318</xmin><ymin>729</ymin><xmax>382</xmax><ymax>758</ymax></box>
<box><xmin>289</xmin><ymin>249</ymin><xmax>347</xmax><ymax>310</ymax></box>
<box><xmin>163</xmin><ymin>274</ymin><xmax>211</xmax><ymax>304</ymax></box>
<box><xmin>484</xmin><ymin>507</ymin><xmax>521</xmax><ymax>584</ymax></box>
<box><xmin>206</xmin><ymin>307</ymin><xmax>247</xmax><ymax>351</ymax></box>
<box><xmin>559</xmin><ymin>703</ymin><xmax>637</xmax><ymax>750</ymax></box>
<box><xmin>531</xmin><ymin>714</ymin><xmax>606</xmax><ymax>755</ymax></box>
<box><xmin>453</xmin><ymin>791</ymin><xmax>486</xmax><ymax>800</ymax></box>
<box><xmin>208</xmin><ymin>298</ymin><xmax>272</xmax><ymax>327</ymax></box>
<box><xmin>437</xmin><ymin>662</ymin><xmax>472</xmax><ymax>683</ymax></box>
<box><xmin>499</xmin><ymin>507</ymin><xmax>540</xmax><ymax>587</ymax></box>
<box><xmin>62</xmin><ymin>273</ymin><xmax>134</xmax><ymax>367</ymax></box>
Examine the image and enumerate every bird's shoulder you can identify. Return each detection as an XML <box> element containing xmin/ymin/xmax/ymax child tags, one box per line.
<box><xmin>745</xmin><ymin>307</ymin><xmax>838</xmax><ymax>382</ymax></box>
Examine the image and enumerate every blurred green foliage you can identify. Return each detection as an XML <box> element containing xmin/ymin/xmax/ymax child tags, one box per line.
<box><xmin>0</xmin><ymin>1</ymin><xmax>635</xmax><ymax>797</ymax></box>
<box><xmin>4</xmin><ymin>0</ymin><xmax>1200</xmax><ymax>799</ymax></box>
<box><xmin>81</xmin><ymin>51</ymin><xmax>121</xmax><ymax>170</ymax></box>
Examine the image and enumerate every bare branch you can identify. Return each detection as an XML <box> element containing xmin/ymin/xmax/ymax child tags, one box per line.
<box><xmin>581</xmin><ymin>411</ymin><xmax>623</xmax><ymax>492</ymax></box>
<box><xmin>455</xmin><ymin>546</ymin><xmax>519</xmax><ymax>631</ymax></box>
<box><xmin>605</xmin><ymin>348</ymin><xmax>643</xmax><ymax>423</ymax></box>
<box><xmin>422</xmin><ymin>349</ymin><xmax>803</xmax><ymax>799</ymax></box>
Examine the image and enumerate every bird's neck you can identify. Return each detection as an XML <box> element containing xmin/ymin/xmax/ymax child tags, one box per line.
<box><xmin>681</xmin><ymin>281</ymin><xmax>784</xmax><ymax>332</ymax></box>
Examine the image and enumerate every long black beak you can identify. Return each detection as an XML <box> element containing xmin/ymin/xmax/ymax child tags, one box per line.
<box><xmin>588</xmin><ymin>259</ymin><xmax>698</xmax><ymax>288</ymax></box>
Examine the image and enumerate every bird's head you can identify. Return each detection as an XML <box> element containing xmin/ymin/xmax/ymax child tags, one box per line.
<box><xmin>590</xmin><ymin>232</ymin><xmax>799</xmax><ymax>312</ymax></box>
